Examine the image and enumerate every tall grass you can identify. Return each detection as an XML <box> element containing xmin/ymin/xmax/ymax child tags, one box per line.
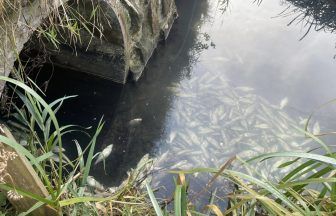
<box><xmin>1</xmin><ymin>0</ymin><xmax>104</xmax><ymax>47</ymax></box>
<box><xmin>0</xmin><ymin>76</ymin><xmax>155</xmax><ymax>215</ymax></box>
<box><xmin>3</xmin><ymin>73</ymin><xmax>335</xmax><ymax>215</ymax></box>
<box><xmin>147</xmin><ymin>133</ymin><xmax>336</xmax><ymax>215</ymax></box>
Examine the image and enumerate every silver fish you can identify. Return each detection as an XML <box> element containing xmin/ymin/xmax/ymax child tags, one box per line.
<box><xmin>19</xmin><ymin>139</ymin><xmax>28</xmax><ymax>147</ymax></box>
<box><xmin>279</xmin><ymin>97</ymin><xmax>289</xmax><ymax>109</ymax></box>
<box><xmin>95</xmin><ymin>144</ymin><xmax>113</xmax><ymax>165</ymax></box>
<box><xmin>50</xmin><ymin>153</ymin><xmax>70</xmax><ymax>164</ymax></box>
<box><xmin>87</xmin><ymin>176</ymin><xmax>104</xmax><ymax>191</ymax></box>
<box><xmin>312</xmin><ymin>122</ymin><xmax>320</xmax><ymax>135</ymax></box>
<box><xmin>129</xmin><ymin>118</ymin><xmax>142</xmax><ymax>126</ymax></box>
<box><xmin>167</xmin><ymin>131</ymin><xmax>177</xmax><ymax>143</ymax></box>
<box><xmin>52</xmin><ymin>146</ymin><xmax>65</xmax><ymax>153</ymax></box>
<box><xmin>235</xmin><ymin>86</ymin><xmax>254</xmax><ymax>92</ymax></box>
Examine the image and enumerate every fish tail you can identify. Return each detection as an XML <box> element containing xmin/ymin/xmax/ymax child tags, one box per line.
<box><xmin>94</xmin><ymin>158</ymin><xmax>102</xmax><ymax>165</ymax></box>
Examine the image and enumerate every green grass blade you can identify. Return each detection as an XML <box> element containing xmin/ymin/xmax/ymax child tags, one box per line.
<box><xmin>79</xmin><ymin>118</ymin><xmax>104</xmax><ymax>194</ymax></box>
<box><xmin>0</xmin><ymin>76</ymin><xmax>64</xmax><ymax>193</ymax></box>
<box><xmin>226</xmin><ymin>170</ymin><xmax>303</xmax><ymax>213</ymax></box>
<box><xmin>146</xmin><ymin>183</ymin><xmax>164</xmax><ymax>216</ymax></box>
<box><xmin>0</xmin><ymin>184</ymin><xmax>55</xmax><ymax>206</ymax></box>
<box><xmin>18</xmin><ymin>201</ymin><xmax>45</xmax><ymax>216</ymax></box>
<box><xmin>247</xmin><ymin>152</ymin><xmax>336</xmax><ymax>166</ymax></box>
<box><xmin>174</xmin><ymin>185</ymin><xmax>182</xmax><ymax>216</ymax></box>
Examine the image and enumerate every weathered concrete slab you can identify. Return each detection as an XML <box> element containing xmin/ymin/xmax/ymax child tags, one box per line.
<box><xmin>50</xmin><ymin>0</ymin><xmax>178</xmax><ymax>83</ymax></box>
<box><xmin>0</xmin><ymin>0</ymin><xmax>177</xmax><ymax>93</ymax></box>
<box><xmin>0</xmin><ymin>0</ymin><xmax>67</xmax><ymax>93</ymax></box>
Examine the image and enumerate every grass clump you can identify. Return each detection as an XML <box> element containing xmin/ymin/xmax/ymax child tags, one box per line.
<box><xmin>0</xmin><ymin>75</ymin><xmax>155</xmax><ymax>215</ymax></box>
<box><xmin>147</xmin><ymin>141</ymin><xmax>336</xmax><ymax>215</ymax></box>
<box><xmin>1</xmin><ymin>75</ymin><xmax>335</xmax><ymax>215</ymax></box>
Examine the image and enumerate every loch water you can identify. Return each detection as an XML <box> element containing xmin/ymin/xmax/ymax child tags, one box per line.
<box><xmin>41</xmin><ymin>0</ymin><xmax>336</xmax><ymax>206</ymax></box>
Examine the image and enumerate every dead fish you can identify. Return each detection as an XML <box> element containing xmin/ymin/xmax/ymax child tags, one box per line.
<box><xmin>312</xmin><ymin>122</ymin><xmax>320</xmax><ymax>135</ymax></box>
<box><xmin>299</xmin><ymin>117</ymin><xmax>308</xmax><ymax>125</ymax></box>
<box><xmin>50</xmin><ymin>153</ymin><xmax>70</xmax><ymax>164</ymax></box>
<box><xmin>279</xmin><ymin>97</ymin><xmax>289</xmax><ymax>109</ymax></box>
<box><xmin>129</xmin><ymin>118</ymin><xmax>142</xmax><ymax>126</ymax></box>
<box><xmin>235</xmin><ymin>86</ymin><xmax>254</xmax><ymax>92</ymax></box>
<box><xmin>167</xmin><ymin>131</ymin><xmax>177</xmax><ymax>143</ymax></box>
<box><xmin>52</xmin><ymin>146</ymin><xmax>65</xmax><ymax>153</ymax></box>
<box><xmin>255</xmin><ymin>123</ymin><xmax>269</xmax><ymax>129</ymax></box>
<box><xmin>212</xmin><ymin>56</ymin><xmax>230</xmax><ymax>63</ymax></box>
<box><xmin>19</xmin><ymin>139</ymin><xmax>28</xmax><ymax>147</ymax></box>
<box><xmin>108</xmin><ymin>187</ymin><xmax>118</xmax><ymax>194</ymax></box>
<box><xmin>186</xmin><ymin>129</ymin><xmax>201</xmax><ymax>145</ymax></box>
<box><xmin>95</xmin><ymin>144</ymin><xmax>113</xmax><ymax>165</ymax></box>
<box><xmin>87</xmin><ymin>176</ymin><xmax>104</xmax><ymax>191</ymax></box>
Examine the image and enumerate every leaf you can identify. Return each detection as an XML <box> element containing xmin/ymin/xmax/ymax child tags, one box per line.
<box><xmin>1</xmin><ymin>76</ymin><xmax>63</xmax><ymax>194</ymax></box>
<box><xmin>0</xmin><ymin>192</ymin><xmax>6</xmax><ymax>207</ymax></box>
<box><xmin>247</xmin><ymin>152</ymin><xmax>336</xmax><ymax>166</ymax></box>
<box><xmin>0</xmin><ymin>184</ymin><xmax>55</xmax><ymax>206</ymax></box>
<box><xmin>174</xmin><ymin>185</ymin><xmax>182</xmax><ymax>216</ymax></box>
<box><xmin>146</xmin><ymin>183</ymin><xmax>164</xmax><ymax>216</ymax></box>
<box><xmin>18</xmin><ymin>201</ymin><xmax>45</xmax><ymax>216</ymax></box>
<box><xmin>79</xmin><ymin>118</ymin><xmax>104</xmax><ymax>195</ymax></box>
<box><xmin>226</xmin><ymin>170</ymin><xmax>303</xmax><ymax>213</ymax></box>
<box><xmin>74</xmin><ymin>140</ymin><xmax>84</xmax><ymax>172</ymax></box>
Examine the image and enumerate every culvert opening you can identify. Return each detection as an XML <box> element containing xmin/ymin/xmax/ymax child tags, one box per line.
<box><xmin>0</xmin><ymin>0</ymin><xmax>179</xmax><ymax>199</ymax></box>
<box><xmin>1</xmin><ymin>31</ymin><xmax>134</xmax><ymax>186</ymax></box>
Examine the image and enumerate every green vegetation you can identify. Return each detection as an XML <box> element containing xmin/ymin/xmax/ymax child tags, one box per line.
<box><xmin>0</xmin><ymin>0</ymin><xmax>103</xmax><ymax>44</ymax></box>
<box><xmin>0</xmin><ymin>76</ymin><xmax>155</xmax><ymax>215</ymax></box>
<box><xmin>0</xmin><ymin>0</ymin><xmax>335</xmax><ymax>215</ymax></box>
<box><xmin>0</xmin><ymin>75</ymin><xmax>335</xmax><ymax>215</ymax></box>
<box><xmin>146</xmin><ymin>149</ymin><xmax>336</xmax><ymax>215</ymax></box>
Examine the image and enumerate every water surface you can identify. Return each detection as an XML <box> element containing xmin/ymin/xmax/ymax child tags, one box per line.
<box><xmin>41</xmin><ymin>0</ymin><xmax>336</xmax><ymax>203</ymax></box>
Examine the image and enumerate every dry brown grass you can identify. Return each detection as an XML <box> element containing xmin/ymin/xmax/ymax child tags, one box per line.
<box><xmin>0</xmin><ymin>0</ymin><xmax>20</xmax><ymax>17</ymax></box>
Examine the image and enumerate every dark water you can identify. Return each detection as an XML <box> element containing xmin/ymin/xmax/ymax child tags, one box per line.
<box><xmin>36</xmin><ymin>0</ymin><xmax>336</xmax><ymax>205</ymax></box>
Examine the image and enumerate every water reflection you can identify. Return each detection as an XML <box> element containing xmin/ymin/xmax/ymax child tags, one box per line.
<box><xmin>282</xmin><ymin>0</ymin><xmax>336</xmax><ymax>39</ymax></box>
<box><xmin>38</xmin><ymin>0</ymin><xmax>211</xmax><ymax>186</ymax></box>
<box><xmin>37</xmin><ymin>0</ymin><xmax>336</xmax><ymax>205</ymax></box>
<box><xmin>151</xmin><ymin>0</ymin><xmax>336</xmax><ymax>205</ymax></box>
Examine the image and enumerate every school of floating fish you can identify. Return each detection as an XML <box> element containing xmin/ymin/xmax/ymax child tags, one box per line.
<box><xmin>152</xmin><ymin>72</ymin><xmax>319</xmax><ymax>187</ymax></box>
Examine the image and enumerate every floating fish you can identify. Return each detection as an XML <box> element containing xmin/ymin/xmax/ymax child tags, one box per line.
<box><xmin>235</xmin><ymin>86</ymin><xmax>254</xmax><ymax>92</ymax></box>
<box><xmin>129</xmin><ymin>118</ymin><xmax>142</xmax><ymax>126</ymax></box>
<box><xmin>299</xmin><ymin>117</ymin><xmax>308</xmax><ymax>125</ymax></box>
<box><xmin>50</xmin><ymin>153</ymin><xmax>70</xmax><ymax>164</ymax></box>
<box><xmin>19</xmin><ymin>139</ymin><xmax>28</xmax><ymax>147</ymax></box>
<box><xmin>151</xmin><ymin>73</ymin><xmax>308</xmax><ymax>188</ymax></box>
<box><xmin>255</xmin><ymin>123</ymin><xmax>269</xmax><ymax>129</ymax></box>
<box><xmin>87</xmin><ymin>176</ymin><xmax>104</xmax><ymax>191</ymax></box>
<box><xmin>52</xmin><ymin>146</ymin><xmax>65</xmax><ymax>153</ymax></box>
<box><xmin>167</xmin><ymin>131</ymin><xmax>177</xmax><ymax>143</ymax></box>
<box><xmin>95</xmin><ymin>144</ymin><xmax>113</xmax><ymax>165</ymax></box>
<box><xmin>279</xmin><ymin>97</ymin><xmax>289</xmax><ymax>109</ymax></box>
<box><xmin>312</xmin><ymin>122</ymin><xmax>320</xmax><ymax>135</ymax></box>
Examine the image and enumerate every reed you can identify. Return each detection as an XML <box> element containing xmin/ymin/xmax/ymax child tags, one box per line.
<box><xmin>0</xmin><ymin>75</ymin><xmax>155</xmax><ymax>215</ymax></box>
<box><xmin>147</xmin><ymin>135</ymin><xmax>336</xmax><ymax>215</ymax></box>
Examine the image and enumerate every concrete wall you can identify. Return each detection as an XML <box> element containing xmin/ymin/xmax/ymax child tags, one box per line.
<box><xmin>0</xmin><ymin>0</ymin><xmax>66</xmax><ymax>92</ymax></box>
<box><xmin>50</xmin><ymin>0</ymin><xmax>177</xmax><ymax>83</ymax></box>
<box><xmin>0</xmin><ymin>0</ymin><xmax>177</xmax><ymax>93</ymax></box>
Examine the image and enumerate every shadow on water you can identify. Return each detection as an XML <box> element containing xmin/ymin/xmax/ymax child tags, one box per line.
<box><xmin>92</xmin><ymin>0</ymin><xmax>211</xmax><ymax>185</ymax></box>
<box><xmin>32</xmin><ymin>0</ymin><xmax>210</xmax><ymax>186</ymax></box>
